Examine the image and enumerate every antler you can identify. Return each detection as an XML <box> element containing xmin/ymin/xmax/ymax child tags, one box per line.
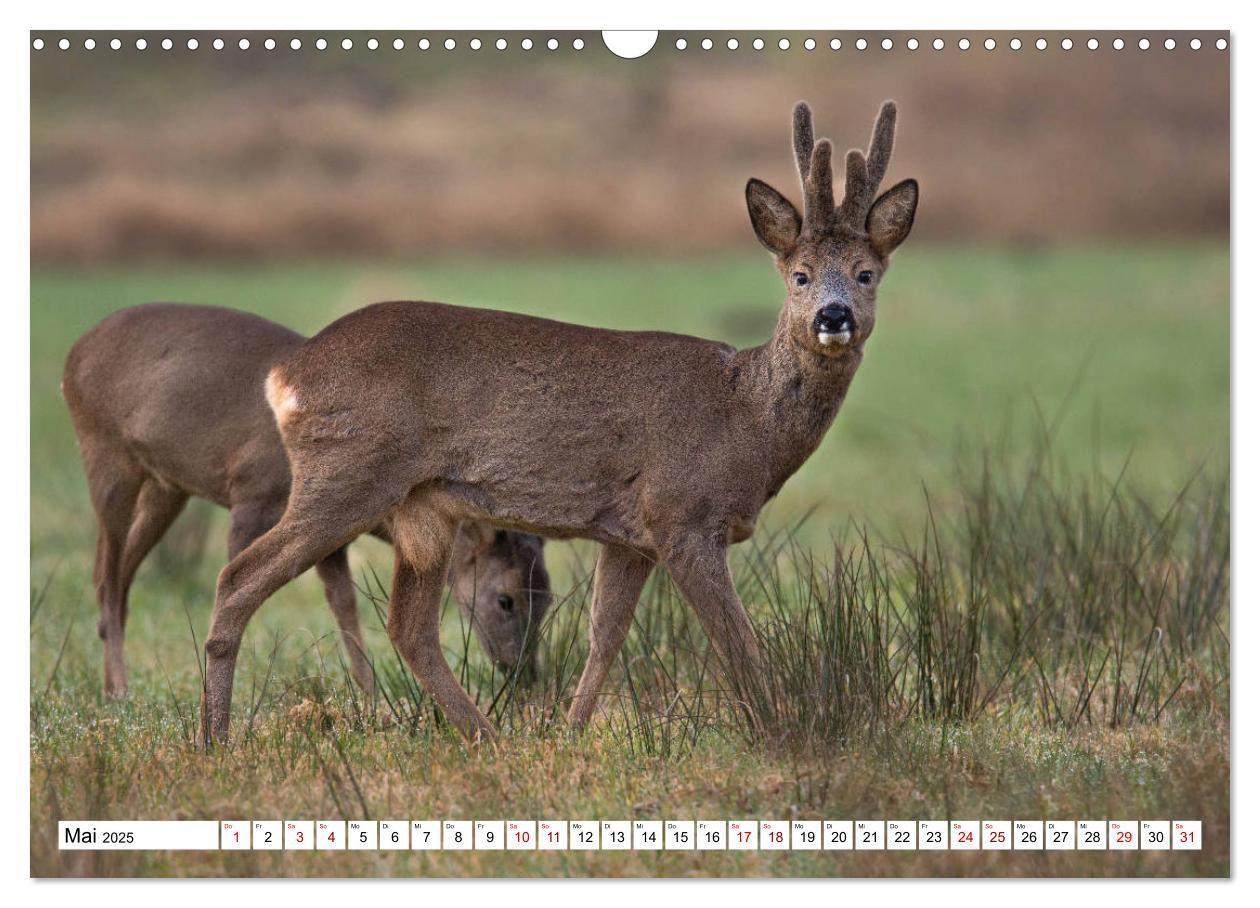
<box><xmin>836</xmin><ymin>101</ymin><xmax>898</xmax><ymax>231</ymax></box>
<box><xmin>792</xmin><ymin>102</ymin><xmax>836</xmax><ymax>236</ymax></box>
<box><xmin>793</xmin><ymin>100</ymin><xmax>898</xmax><ymax>235</ymax></box>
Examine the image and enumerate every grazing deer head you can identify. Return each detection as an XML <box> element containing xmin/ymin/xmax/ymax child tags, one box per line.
<box><xmin>448</xmin><ymin>523</ymin><xmax>552</xmax><ymax>675</ymax></box>
<box><xmin>746</xmin><ymin>101</ymin><xmax>917</xmax><ymax>358</ymax></box>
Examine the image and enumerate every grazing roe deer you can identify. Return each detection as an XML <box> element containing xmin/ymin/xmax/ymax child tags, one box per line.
<box><xmin>199</xmin><ymin>100</ymin><xmax>918</xmax><ymax>744</ymax></box>
<box><xmin>62</xmin><ymin>304</ymin><xmax>552</xmax><ymax>697</ymax></box>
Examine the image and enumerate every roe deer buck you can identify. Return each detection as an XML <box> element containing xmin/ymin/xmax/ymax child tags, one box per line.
<box><xmin>198</xmin><ymin>100</ymin><xmax>917</xmax><ymax>745</ymax></box>
<box><xmin>62</xmin><ymin>304</ymin><xmax>552</xmax><ymax>697</ymax></box>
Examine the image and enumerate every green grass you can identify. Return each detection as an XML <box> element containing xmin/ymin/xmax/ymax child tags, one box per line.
<box><xmin>30</xmin><ymin>245</ymin><xmax>1229</xmax><ymax>877</ymax></box>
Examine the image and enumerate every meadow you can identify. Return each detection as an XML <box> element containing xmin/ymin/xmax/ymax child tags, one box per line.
<box><xmin>30</xmin><ymin>244</ymin><xmax>1229</xmax><ymax>876</ymax></box>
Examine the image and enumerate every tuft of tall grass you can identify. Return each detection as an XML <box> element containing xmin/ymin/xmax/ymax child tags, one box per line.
<box><xmin>736</xmin><ymin>446</ymin><xmax>1228</xmax><ymax>750</ymax></box>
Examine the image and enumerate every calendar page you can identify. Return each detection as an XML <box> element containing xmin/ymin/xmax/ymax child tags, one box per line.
<box><xmin>28</xmin><ymin>24</ymin><xmax>1229</xmax><ymax>880</ymax></box>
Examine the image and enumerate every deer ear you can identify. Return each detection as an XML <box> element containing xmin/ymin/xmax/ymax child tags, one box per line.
<box><xmin>746</xmin><ymin>178</ymin><xmax>802</xmax><ymax>255</ymax></box>
<box><xmin>866</xmin><ymin>178</ymin><xmax>918</xmax><ymax>258</ymax></box>
<box><xmin>454</xmin><ymin>521</ymin><xmax>496</xmax><ymax>562</ymax></box>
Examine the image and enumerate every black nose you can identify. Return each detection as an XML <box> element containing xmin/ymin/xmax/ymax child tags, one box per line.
<box><xmin>813</xmin><ymin>304</ymin><xmax>855</xmax><ymax>334</ymax></box>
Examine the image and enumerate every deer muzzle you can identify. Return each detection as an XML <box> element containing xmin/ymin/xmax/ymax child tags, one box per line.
<box><xmin>813</xmin><ymin>303</ymin><xmax>856</xmax><ymax>347</ymax></box>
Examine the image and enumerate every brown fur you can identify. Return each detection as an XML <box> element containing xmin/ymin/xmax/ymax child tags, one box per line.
<box><xmin>196</xmin><ymin>101</ymin><xmax>919</xmax><ymax>745</ymax></box>
<box><xmin>62</xmin><ymin>304</ymin><xmax>551</xmax><ymax>698</ymax></box>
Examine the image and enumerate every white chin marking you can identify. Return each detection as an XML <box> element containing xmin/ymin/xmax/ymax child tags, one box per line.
<box><xmin>817</xmin><ymin>330</ymin><xmax>852</xmax><ymax>347</ymax></box>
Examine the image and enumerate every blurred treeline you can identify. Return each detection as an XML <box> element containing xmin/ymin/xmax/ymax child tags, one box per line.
<box><xmin>30</xmin><ymin>31</ymin><xmax>1229</xmax><ymax>262</ymax></box>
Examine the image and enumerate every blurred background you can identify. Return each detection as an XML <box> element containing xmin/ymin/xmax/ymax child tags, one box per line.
<box><xmin>32</xmin><ymin>31</ymin><xmax>1228</xmax><ymax>261</ymax></box>
<box><xmin>31</xmin><ymin>31</ymin><xmax>1229</xmax><ymax>675</ymax></box>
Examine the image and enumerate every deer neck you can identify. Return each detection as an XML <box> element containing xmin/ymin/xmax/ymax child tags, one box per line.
<box><xmin>736</xmin><ymin>309</ymin><xmax>863</xmax><ymax>488</ymax></box>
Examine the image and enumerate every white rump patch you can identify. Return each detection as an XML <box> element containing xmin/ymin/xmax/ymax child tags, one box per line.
<box><xmin>264</xmin><ymin>368</ymin><xmax>300</xmax><ymax>424</ymax></box>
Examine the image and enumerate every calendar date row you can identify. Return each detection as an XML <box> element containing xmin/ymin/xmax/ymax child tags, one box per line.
<box><xmin>60</xmin><ymin>819</ymin><xmax>1202</xmax><ymax>852</ymax></box>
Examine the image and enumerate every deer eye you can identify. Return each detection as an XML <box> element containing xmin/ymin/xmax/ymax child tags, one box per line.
<box><xmin>496</xmin><ymin>594</ymin><xmax>515</xmax><ymax>612</ymax></box>
<box><xmin>857</xmin><ymin>270</ymin><xmax>875</xmax><ymax>286</ymax></box>
<box><xmin>792</xmin><ymin>272</ymin><xmax>809</xmax><ymax>287</ymax></box>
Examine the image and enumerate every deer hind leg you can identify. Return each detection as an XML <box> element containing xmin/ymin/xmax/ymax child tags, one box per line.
<box><xmin>226</xmin><ymin>496</ymin><xmax>285</xmax><ymax>560</ymax></box>
<box><xmin>229</xmin><ymin>494</ymin><xmax>375</xmax><ymax>698</ymax></box>
<box><xmin>81</xmin><ymin>438</ymin><xmax>147</xmax><ymax>698</ymax></box>
<box><xmin>662</xmin><ymin>538</ymin><xmax>771</xmax><ymax>722</ymax></box>
<box><xmin>117</xmin><ymin>480</ymin><xmax>189</xmax><ymax>625</ymax></box>
<box><xmin>315</xmin><ymin>547</ymin><xmax>376</xmax><ymax>698</ymax></box>
<box><xmin>388</xmin><ymin>497</ymin><xmax>496</xmax><ymax>743</ymax></box>
<box><xmin>566</xmin><ymin>543</ymin><xmax>654</xmax><ymax>729</ymax></box>
<box><xmin>201</xmin><ymin>480</ymin><xmax>392</xmax><ymax>747</ymax></box>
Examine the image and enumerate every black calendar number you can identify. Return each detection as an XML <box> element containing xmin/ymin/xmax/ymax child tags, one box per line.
<box><xmin>1085</xmin><ymin>830</ymin><xmax>1101</xmax><ymax>843</ymax></box>
<box><xmin>831</xmin><ymin>829</ymin><xmax>849</xmax><ymax>844</ymax></box>
<box><xmin>925</xmin><ymin>830</ymin><xmax>942</xmax><ymax>844</ymax></box>
<box><xmin>390</xmin><ymin>830</ymin><xmax>400</xmax><ymax>844</ymax></box>
<box><xmin>263</xmin><ymin>830</ymin><xmax>273</xmax><ymax>844</ymax></box>
<box><xmin>1052</xmin><ymin>830</ymin><xmax>1067</xmax><ymax>843</ymax></box>
<box><xmin>578</xmin><ymin>830</ymin><xmax>594</xmax><ymax>844</ymax></box>
<box><xmin>1020</xmin><ymin>830</ymin><xmax>1036</xmax><ymax>844</ymax></box>
<box><xmin>893</xmin><ymin>830</ymin><xmax>910</xmax><ymax>844</ymax></box>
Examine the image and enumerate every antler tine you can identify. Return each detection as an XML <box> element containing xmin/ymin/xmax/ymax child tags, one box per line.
<box><xmin>836</xmin><ymin>148</ymin><xmax>869</xmax><ymax>229</ymax></box>
<box><xmin>804</xmin><ymin>139</ymin><xmax>835</xmax><ymax>233</ymax></box>
<box><xmin>863</xmin><ymin>101</ymin><xmax>898</xmax><ymax>193</ymax></box>
<box><xmin>836</xmin><ymin>102</ymin><xmax>898</xmax><ymax>231</ymax></box>
<box><xmin>792</xmin><ymin>101</ymin><xmax>815</xmax><ymax>189</ymax></box>
<box><xmin>793</xmin><ymin>102</ymin><xmax>837</xmax><ymax>234</ymax></box>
